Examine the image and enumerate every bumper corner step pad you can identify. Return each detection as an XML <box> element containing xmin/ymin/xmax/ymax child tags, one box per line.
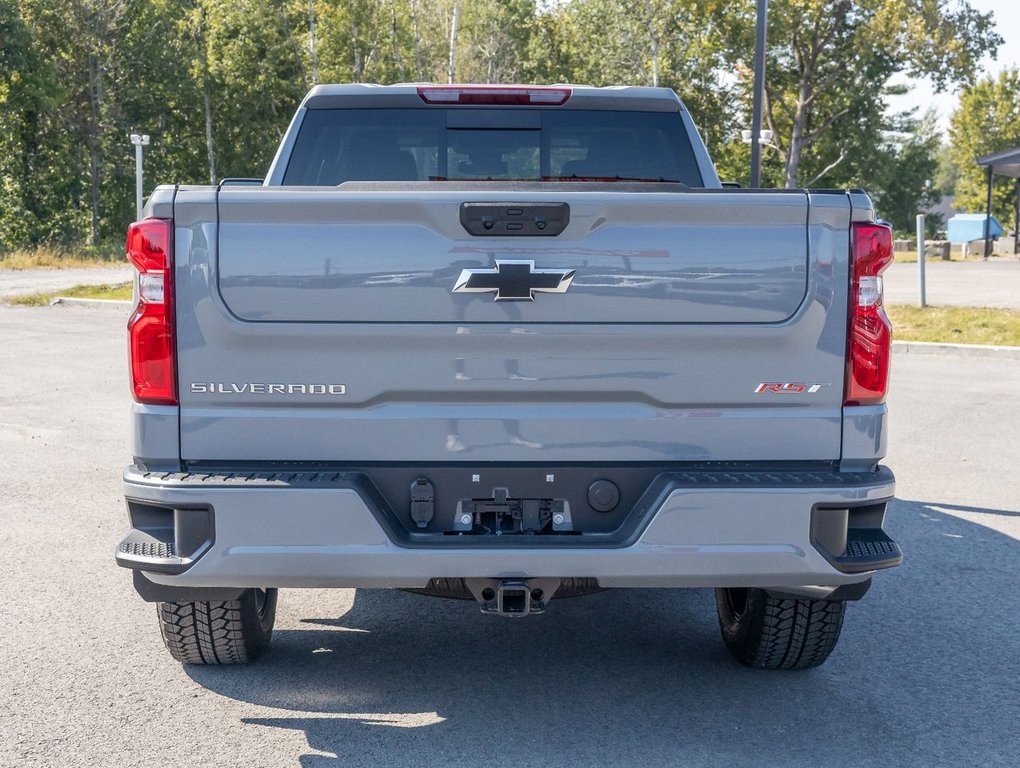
<box><xmin>831</xmin><ymin>528</ymin><xmax>903</xmax><ymax>573</ymax></box>
<box><xmin>115</xmin><ymin>531</ymin><xmax>195</xmax><ymax>575</ymax></box>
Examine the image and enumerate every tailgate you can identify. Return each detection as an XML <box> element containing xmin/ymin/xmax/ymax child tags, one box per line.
<box><xmin>216</xmin><ymin>188</ymin><xmax>807</xmax><ymax>324</ymax></box>
<box><xmin>174</xmin><ymin>187</ymin><xmax>852</xmax><ymax>464</ymax></box>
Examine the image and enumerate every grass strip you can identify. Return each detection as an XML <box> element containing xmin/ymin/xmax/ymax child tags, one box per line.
<box><xmin>9</xmin><ymin>283</ymin><xmax>133</xmax><ymax>306</ymax></box>
<box><xmin>887</xmin><ymin>304</ymin><xmax>1020</xmax><ymax>347</ymax></box>
<box><xmin>0</xmin><ymin>245</ymin><xmax>123</xmax><ymax>269</ymax></box>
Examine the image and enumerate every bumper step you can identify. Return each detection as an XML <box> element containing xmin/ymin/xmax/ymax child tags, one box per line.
<box><xmin>831</xmin><ymin>528</ymin><xmax>903</xmax><ymax>573</ymax></box>
<box><xmin>116</xmin><ymin>530</ymin><xmax>194</xmax><ymax>575</ymax></box>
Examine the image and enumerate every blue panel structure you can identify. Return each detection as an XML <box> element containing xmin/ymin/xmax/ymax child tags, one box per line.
<box><xmin>947</xmin><ymin>213</ymin><xmax>1003</xmax><ymax>243</ymax></box>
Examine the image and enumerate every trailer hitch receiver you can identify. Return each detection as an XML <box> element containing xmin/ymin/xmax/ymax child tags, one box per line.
<box><xmin>465</xmin><ymin>577</ymin><xmax>564</xmax><ymax>617</ymax></box>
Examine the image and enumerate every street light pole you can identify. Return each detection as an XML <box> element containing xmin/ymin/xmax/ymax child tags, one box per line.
<box><xmin>749</xmin><ymin>0</ymin><xmax>769</xmax><ymax>188</ymax></box>
<box><xmin>1015</xmin><ymin>178</ymin><xmax>1019</xmax><ymax>255</ymax></box>
<box><xmin>130</xmin><ymin>133</ymin><xmax>150</xmax><ymax>220</ymax></box>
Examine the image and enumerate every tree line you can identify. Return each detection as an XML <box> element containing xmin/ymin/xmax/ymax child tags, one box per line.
<box><xmin>0</xmin><ymin>0</ymin><xmax>1009</xmax><ymax>252</ymax></box>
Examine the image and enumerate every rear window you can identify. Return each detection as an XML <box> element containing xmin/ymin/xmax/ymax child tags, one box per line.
<box><xmin>282</xmin><ymin>108</ymin><xmax>703</xmax><ymax>187</ymax></box>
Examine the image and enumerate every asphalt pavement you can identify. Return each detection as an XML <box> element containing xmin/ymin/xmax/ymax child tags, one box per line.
<box><xmin>1</xmin><ymin>303</ymin><xmax>1018</xmax><ymax>768</ymax></box>
<box><xmin>0</xmin><ymin>267</ymin><xmax>133</xmax><ymax>301</ymax></box>
<box><xmin>883</xmin><ymin>258</ymin><xmax>1020</xmax><ymax>309</ymax></box>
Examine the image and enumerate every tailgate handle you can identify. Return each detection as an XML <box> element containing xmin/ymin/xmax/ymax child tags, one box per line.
<box><xmin>460</xmin><ymin>202</ymin><xmax>569</xmax><ymax>237</ymax></box>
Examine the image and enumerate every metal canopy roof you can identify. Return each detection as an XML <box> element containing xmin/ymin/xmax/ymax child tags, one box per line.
<box><xmin>974</xmin><ymin>146</ymin><xmax>1020</xmax><ymax>257</ymax></box>
<box><xmin>976</xmin><ymin>147</ymin><xmax>1020</xmax><ymax>178</ymax></box>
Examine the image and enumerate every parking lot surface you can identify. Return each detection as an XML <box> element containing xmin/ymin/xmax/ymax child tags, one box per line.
<box><xmin>1</xmin><ymin>304</ymin><xmax>1018</xmax><ymax>768</ymax></box>
<box><xmin>0</xmin><ymin>267</ymin><xmax>133</xmax><ymax>301</ymax></box>
<box><xmin>884</xmin><ymin>258</ymin><xmax>1020</xmax><ymax>309</ymax></box>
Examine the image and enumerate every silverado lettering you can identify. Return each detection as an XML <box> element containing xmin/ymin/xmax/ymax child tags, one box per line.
<box><xmin>190</xmin><ymin>383</ymin><xmax>347</xmax><ymax>395</ymax></box>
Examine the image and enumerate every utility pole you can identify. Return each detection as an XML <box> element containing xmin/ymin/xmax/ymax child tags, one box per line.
<box><xmin>130</xmin><ymin>133</ymin><xmax>150</xmax><ymax>220</ymax></box>
<box><xmin>448</xmin><ymin>0</ymin><xmax>460</xmax><ymax>84</ymax></box>
<box><xmin>307</xmin><ymin>0</ymin><xmax>319</xmax><ymax>85</ymax></box>
<box><xmin>749</xmin><ymin>0</ymin><xmax>769</xmax><ymax>188</ymax></box>
<box><xmin>983</xmin><ymin>165</ymin><xmax>993</xmax><ymax>259</ymax></box>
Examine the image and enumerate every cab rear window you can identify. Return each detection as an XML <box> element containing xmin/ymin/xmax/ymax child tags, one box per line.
<box><xmin>282</xmin><ymin>108</ymin><xmax>703</xmax><ymax>187</ymax></box>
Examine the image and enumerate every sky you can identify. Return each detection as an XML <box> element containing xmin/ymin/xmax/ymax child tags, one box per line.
<box><xmin>886</xmin><ymin>0</ymin><xmax>1020</xmax><ymax>134</ymax></box>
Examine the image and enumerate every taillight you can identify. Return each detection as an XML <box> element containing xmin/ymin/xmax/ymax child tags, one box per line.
<box><xmin>416</xmin><ymin>85</ymin><xmax>571</xmax><ymax>105</ymax></box>
<box><xmin>845</xmin><ymin>222</ymin><xmax>893</xmax><ymax>406</ymax></box>
<box><xmin>126</xmin><ymin>219</ymin><xmax>176</xmax><ymax>405</ymax></box>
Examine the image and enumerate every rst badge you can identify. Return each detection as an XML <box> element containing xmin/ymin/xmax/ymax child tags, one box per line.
<box><xmin>755</xmin><ymin>382</ymin><xmax>831</xmax><ymax>394</ymax></box>
<box><xmin>453</xmin><ymin>260</ymin><xmax>575</xmax><ymax>301</ymax></box>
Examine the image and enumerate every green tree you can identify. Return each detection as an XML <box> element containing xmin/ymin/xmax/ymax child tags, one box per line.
<box><xmin>17</xmin><ymin>0</ymin><xmax>131</xmax><ymax>245</ymax></box>
<box><xmin>455</xmin><ymin>0</ymin><xmax>536</xmax><ymax>83</ymax></box>
<box><xmin>947</xmin><ymin>68</ymin><xmax>1020</xmax><ymax>228</ymax></box>
<box><xmin>934</xmin><ymin>141</ymin><xmax>961</xmax><ymax>198</ymax></box>
<box><xmin>725</xmin><ymin>0</ymin><xmax>1000</xmax><ymax>188</ymax></box>
<box><xmin>18</xmin><ymin>0</ymin><xmax>213</xmax><ymax>245</ymax></box>
<box><xmin>869</xmin><ymin>111</ymin><xmax>943</xmax><ymax>235</ymax></box>
<box><xmin>201</xmin><ymin>1</ymin><xmax>307</xmax><ymax>177</ymax></box>
<box><xmin>0</xmin><ymin>0</ymin><xmax>1008</xmax><ymax>253</ymax></box>
<box><xmin>0</xmin><ymin>0</ymin><xmax>58</xmax><ymax>249</ymax></box>
<box><xmin>531</xmin><ymin>0</ymin><xmax>739</xmax><ymax>162</ymax></box>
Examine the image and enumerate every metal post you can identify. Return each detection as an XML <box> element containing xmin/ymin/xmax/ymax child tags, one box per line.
<box><xmin>1014</xmin><ymin>178</ymin><xmax>1019</xmax><ymax>255</ymax></box>
<box><xmin>984</xmin><ymin>164</ymin><xmax>993</xmax><ymax>259</ymax></box>
<box><xmin>749</xmin><ymin>0</ymin><xmax>768</xmax><ymax>188</ymax></box>
<box><xmin>133</xmin><ymin>143</ymin><xmax>143</xmax><ymax>219</ymax></box>
<box><xmin>130</xmin><ymin>133</ymin><xmax>150</xmax><ymax>220</ymax></box>
<box><xmin>916</xmin><ymin>214</ymin><xmax>926</xmax><ymax>308</ymax></box>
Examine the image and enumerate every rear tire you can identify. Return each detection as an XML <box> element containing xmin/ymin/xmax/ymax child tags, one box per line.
<box><xmin>157</xmin><ymin>588</ymin><xmax>277</xmax><ymax>665</ymax></box>
<box><xmin>714</xmin><ymin>587</ymin><xmax>845</xmax><ymax>670</ymax></box>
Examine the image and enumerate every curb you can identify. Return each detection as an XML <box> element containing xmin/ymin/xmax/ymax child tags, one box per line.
<box><xmin>892</xmin><ymin>340</ymin><xmax>1020</xmax><ymax>359</ymax></box>
<box><xmin>49</xmin><ymin>297</ymin><xmax>132</xmax><ymax>308</ymax></box>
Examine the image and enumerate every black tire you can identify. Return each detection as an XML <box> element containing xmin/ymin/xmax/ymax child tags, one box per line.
<box><xmin>714</xmin><ymin>587</ymin><xmax>845</xmax><ymax>670</ymax></box>
<box><xmin>157</xmin><ymin>588</ymin><xmax>277</xmax><ymax>665</ymax></box>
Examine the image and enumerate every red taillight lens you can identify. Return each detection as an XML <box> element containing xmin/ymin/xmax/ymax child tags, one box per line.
<box><xmin>416</xmin><ymin>86</ymin><xmax>571</xmax><ymax>105</ymax></box>
<box><xmin>126</xmin><ymin>219</ymin><xmax>176</xmax><ymax>405</ymax></box>
<box><xmin>845</xmin><ymin>222</ymin><xmax>893</xmax><ymax>406</ymax></box>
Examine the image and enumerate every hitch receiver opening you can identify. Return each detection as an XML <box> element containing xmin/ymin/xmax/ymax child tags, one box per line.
<box><xmin>497</xmin><ymin>583</ymin><xmax>531</xmax><ymax>616</ymax></box>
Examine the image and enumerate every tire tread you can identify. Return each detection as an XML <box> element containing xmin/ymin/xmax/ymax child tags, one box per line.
<box><xmin>716</xmin><ymin>588</ymin><xmax>846</xmax><ymax>670</ymax></box>
<box><xmin>156</xmin><ymin>590</ymin><xmax>275</xmax><ymax>665</ymax></box>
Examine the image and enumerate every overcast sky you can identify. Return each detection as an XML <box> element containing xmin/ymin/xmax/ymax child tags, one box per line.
<box><xmin>887</xmin><ymin>0</ymin><xmax>1019</xmax><ymax>133</ymax></box>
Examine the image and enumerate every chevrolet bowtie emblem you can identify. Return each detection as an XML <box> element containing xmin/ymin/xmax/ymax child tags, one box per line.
<box><xmin>452</xmin><ymin>260</ymin><xmax>575</xmax><ymax>301</ymax></box>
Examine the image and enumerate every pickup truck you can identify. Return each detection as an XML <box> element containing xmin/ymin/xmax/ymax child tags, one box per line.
<box><xmin>116</xmin><ymin>83</ymin><xmax>901</xmax><ymax>670</ymax></box>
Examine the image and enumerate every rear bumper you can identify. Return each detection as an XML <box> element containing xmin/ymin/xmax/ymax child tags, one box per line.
<box><xmin>118</xmin><ymin>465</ymin><xmax>898</xmax><ymax>594</ymax></box>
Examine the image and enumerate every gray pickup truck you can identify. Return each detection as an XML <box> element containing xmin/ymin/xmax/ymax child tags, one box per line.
<box><xmin>117</xmin><ymin>84</ymin><xmax>900</xmax><ymax>670</ymax></box>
